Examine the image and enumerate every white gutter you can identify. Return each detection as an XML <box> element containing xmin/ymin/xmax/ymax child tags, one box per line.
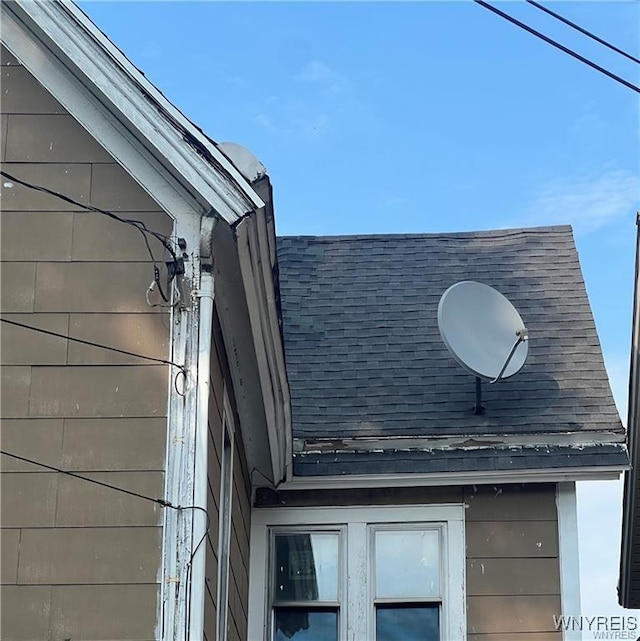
<box><xmin>187</xmin><ymin>217</ymin><xmax>217</xmax><ymax>640</ymax></box>
<box><xmin>280</xmin><ymin>465</ymin><xmax>625</xmax><ymax>491</ymax></box>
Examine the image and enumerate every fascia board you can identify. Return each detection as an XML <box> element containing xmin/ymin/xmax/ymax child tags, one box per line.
<box><xmin>236</xmin><ymin>215</ymin><xmax>288</xmax><ymax>483</ymax></box>
<box><xmin>280</xmin><ymin>465</ymin><xmax>626</xmax><ymax>491</ymax></box>
<box><xmin>4</xmin><ymin>0</ymin><xmax>263</xmax><ymax>223</ymax></box>
<box><xmin>295</xmin><ymin>430</ymin><xmax>626</xmax><ymax>453</ymax></box>
<box><xmin>620</xmin><ymin>215</ymin><xmax>640</xmax><ymax>606</ymax></box>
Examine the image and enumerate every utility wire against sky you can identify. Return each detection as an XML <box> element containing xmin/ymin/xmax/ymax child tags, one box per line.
<box><xmin>473</xmin><ymin>0</ymin><xmax>640</xmax><ymax>95</ymax></box>
<box><xmin>525</xmin><ymin>0</ymin><xmax>640</xmax><ymax>65</ymax></box>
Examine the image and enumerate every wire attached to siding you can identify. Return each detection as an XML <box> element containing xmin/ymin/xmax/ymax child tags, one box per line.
<box><xmin>0</xmin><ymin>317</ymin><xmax>186</xmax><ymax>372</ymax></box>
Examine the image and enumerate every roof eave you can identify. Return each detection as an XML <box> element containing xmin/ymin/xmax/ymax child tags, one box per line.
<box><xmin>280</xmin><ymin>464</ymin><xmax>626</xmax><ymax>491</ymax></box>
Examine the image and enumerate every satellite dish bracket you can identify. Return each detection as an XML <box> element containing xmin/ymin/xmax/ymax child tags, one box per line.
<box><xmin>488</xmin><ymin>327</ymin><xmax>529</xmax><ymax>384</ymax></box>
<box><xmin>474</xmin><ymin>377</ymin><xmax>485</xmax><ymax>415</ymax></box>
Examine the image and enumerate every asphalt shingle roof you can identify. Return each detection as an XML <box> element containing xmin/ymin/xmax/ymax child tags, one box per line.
<box><xmin>276</xmin><ymin>225</ymin><xmax>626</xmax><ymax>475</ymax></box>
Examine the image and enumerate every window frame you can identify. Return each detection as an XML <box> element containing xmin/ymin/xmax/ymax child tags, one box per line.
<box><xmin>248</xmin><ymin>504</ymin><xmax>466</xmax><ymax>641</ymax></box>
<box><xmin>269</xmin><ymin>525</ymin><xmax>346</xmax><ymax>640</ymax></box>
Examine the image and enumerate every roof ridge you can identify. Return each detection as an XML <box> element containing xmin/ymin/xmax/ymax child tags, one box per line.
<box><xmin>277</xmin><ymin>224</ymin><xmax>573</xmax><ymax>242</ymax></box>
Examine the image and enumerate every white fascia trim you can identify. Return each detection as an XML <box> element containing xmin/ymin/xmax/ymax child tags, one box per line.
<box><xmin>236</xmin><ymin>217</ymin><xmax>287</xmax><ymax>483</ymax></box>
<box><xmin>3</xmin><ymin>0</ymin><xmax>263</xmax><ymax>223</ymax></box>
<box><xmin>281</xmin><ymin>466</ymin><xmax>625</xmax><ymax>490</ymax></box>
<box><xmin>556</xmin><ymin>482</ymin><xmax>582</xmax><ymax>641</ymax></box>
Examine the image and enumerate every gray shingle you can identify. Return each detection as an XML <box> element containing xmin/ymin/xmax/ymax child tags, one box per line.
<box><xmin>276</xmin><ymin>226</ymin><xmax>626</xmax><ymax>474</ymax></box>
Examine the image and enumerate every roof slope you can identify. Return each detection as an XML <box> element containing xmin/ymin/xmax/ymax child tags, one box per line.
<box><xmin>277</xmin><ymin>225</ymin><xmax>626</xmax><ymax>477</ymax></box>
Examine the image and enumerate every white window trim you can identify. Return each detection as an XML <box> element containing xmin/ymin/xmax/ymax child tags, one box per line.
<box><xmin>248</xmin><ymin>504</ymin><xmax>466</xmax><ymax>641</ymax></box>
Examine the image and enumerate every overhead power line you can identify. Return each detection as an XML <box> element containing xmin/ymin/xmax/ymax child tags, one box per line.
<box><xmin>0</xmin><ymin>317</ymin><xmax>185</xmax><ymax>371</ymax></box>
<box><xmin>526</xmin><ymin>0</ymin><xmax>640</xmax><ymax>65</ymax></box>
<box><xmin>473</xmin><ymin>0</ymin><xmax>640</xmax><ymax>95</ymax></box>
<box><xmin>0</xmin><ymin>170</ymin><xmax>177</xmax><ymax>262</ymax></box>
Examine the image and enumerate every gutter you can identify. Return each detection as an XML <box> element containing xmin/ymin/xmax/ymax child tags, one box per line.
<box><xmin>279</xmin><ymin>465</ymin><xmax>626</xmax><ymax>491</ymax></box>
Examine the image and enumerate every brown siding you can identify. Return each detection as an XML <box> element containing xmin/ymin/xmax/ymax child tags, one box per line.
<box><xmin>204</xmin><ymin>319</ymin><xmax>224</xmax><ymax>641</ymax></box>
<box><xmin>255</xmin><ymin>485</ymin><xmax>464</xmax><ymax>507</ymax></box>
<box><xmin>0</xmin><ymin>46</ymin><xmax>170</xmax><ymax>641</ymax></box>
<box><xmin>255</xmin><ymin>482</ymin><xmax>562</xmax><ymax>638</ymax></box>
<box><xmin>203</xmin><ymin>310</ymin><xmax>253</xmax><ymax>641</ymax></box>
<box><xmin>228</xmin><ymin>435</ymin><xmax>252</xmax><ymax>641</ymax></box>
<box><xmin>465</xmin><ymin>484</ymin><xmax>562</xmax><ymax>639</ymax></box>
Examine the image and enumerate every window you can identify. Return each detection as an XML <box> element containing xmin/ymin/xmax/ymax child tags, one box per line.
<box><xmin>248</xmin><ymin>505</ymin><xmax>465</xmax><ymax>640</ymax></box>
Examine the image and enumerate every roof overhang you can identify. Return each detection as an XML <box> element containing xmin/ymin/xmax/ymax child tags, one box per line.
<box><xmin>210</xmin><ymin>177</ymin><xmax>291</xmax><ymax>487</ymax></box>
<box><xmin>1</xmin><ymin>0</ymin><xmax>263</xmax><ymax>225</ymax></box>
<box><xmin>619</xmin><ymin>214</ymin><xmax>639</xmax><ymax>608</ymax></box>
<box><xmin>235</xmin><ymin>177</ymin><xmax>291</xmax><ymax>484</ymax></box>
<box><xmin>279</xmin><ymin>465</ymin><xmax>624</xmax><ymax>491</ymax></box>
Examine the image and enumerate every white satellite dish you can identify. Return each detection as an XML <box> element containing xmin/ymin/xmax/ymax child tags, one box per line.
<box><xmin>438</xmin><ymin>280</ymin><xmax>528</xmax><ymax>388</ymax></box>
<box><xmin>218</xmin><ymin>142</ymin><xmax>267</xmax><ymax>183</ymax></box>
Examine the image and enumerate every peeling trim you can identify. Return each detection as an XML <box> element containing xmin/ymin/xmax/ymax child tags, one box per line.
<box><xmin>295</xmin><ymin>431</ymin><xmax>626</xmax><ymax>453</ymax></box>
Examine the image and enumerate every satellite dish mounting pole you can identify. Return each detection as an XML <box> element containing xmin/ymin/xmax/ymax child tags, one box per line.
<box><xmin>474</xmin><ymin>377</ymin><xmax>484</xmax><ymax>415</ymax></box>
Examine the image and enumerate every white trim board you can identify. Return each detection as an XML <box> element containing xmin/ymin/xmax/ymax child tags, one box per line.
<box><xmin>281</xmin><ymin>466</ymin><xmax>624</xmax><ymax>491</ymax></box>
<box><xmin>556</xmin><ymin>482</ymin><xmax>582</xmax><ymax>641</ymax></box>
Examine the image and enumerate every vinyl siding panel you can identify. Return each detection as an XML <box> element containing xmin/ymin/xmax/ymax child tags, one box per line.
<box><xmin>203</xmin><ymin>311</ymin><xmax>254</xmax><ymax>641</ymax></box>
<box><xmin>465</xmin><ymin>484</ymin><xmax>562</xmax><ymax>638</ymax></box>
<box><xmin>0</xmin><ymin>48</ymin><xmax>170</xmax><ymax>641</ymax></box>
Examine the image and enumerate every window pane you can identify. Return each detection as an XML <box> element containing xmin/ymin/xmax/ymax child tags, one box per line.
<box><xmin>275</xmin><ymin>608</ymin><xmax>338</xmax><ymax>641</ymax></box>
<box><xmin>376</xmin><ymin>605</ymin><xmax>439</xmax><ymax>641</ymax></box>
<box><xmin>274</xmin><ymin>533</ymin><xmax>339</xmax><ymax>602</ymax></box>
<box><xmin>375</xmin><ymin>530</ymin><xmax>439</xmax><ymax>598</ymax></box>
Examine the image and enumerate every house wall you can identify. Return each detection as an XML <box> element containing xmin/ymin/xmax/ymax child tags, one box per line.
<box><xmin>0</xmin><ymin>45</ymin><xmax>172</xmax><ymax>641</ymax></box>
<box><xmin>465</xmin><ymin>484</ymin><xmax>562</xmax><ymax>641</ymax></box>
<box><xmin>255</xmin><ymin>482</ymin><xmax>562</xmax><ymax>640</ymax></box>
<box><xmin>203</xmin><ymin>311</ymin><xmax>253</xmax><ymax>641</ymax></box>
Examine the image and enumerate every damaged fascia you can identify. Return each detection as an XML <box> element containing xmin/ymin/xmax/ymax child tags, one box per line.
<box><xmin>294</xmin><ymin>430</ymin><xmax>626</xmax><ymax>454</ymax></box>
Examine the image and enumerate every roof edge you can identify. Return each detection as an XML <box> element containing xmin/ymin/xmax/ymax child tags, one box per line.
<box><xmin>2</xmin><ymin>0</ymin><xmax>263</xmax><ymax>223</ymax></box>
<box><xmin>619</xmin><ymin>214</ymin><xmax>640</xmax><ymax>607</ymax></box>
<box><xmin>295</xmin><ymin>430</ymin><xmax>625</xmax><ymax>454</ymax></box>
<box><xmin>277</xmin><ymin>224</ymin><xmax>574</xmax><ymax>243</ymax></box>
<box><xmin>280</xmin><ymin>464</ymin><xmax>625</xmax><ymax>491</ymax></box>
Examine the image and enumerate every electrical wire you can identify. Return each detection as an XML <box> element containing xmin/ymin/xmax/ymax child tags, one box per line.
<box><xmin>473</xmin><ymin>0</ymin><xmax>640</xmax><ymax>94</ymax></box>
<box><xmin>0</xmin><ymin>317</ymin><xmax>186</xmax><ymax>372</ymax></box>
<box><xmin>1</xmin><ymin>449</ymin><xmax>176</xmax><ymax>507</ymax></box>
<box><xmin>0</xmin><ymin>450</ymin><xmax>209</xmax><ymax>520</ymax></box>
<box><xmin>183</xmin><ymin>506</ymin><xmax>211</xmax><ymax>640</ymax></box>
<box><xmin>525</xmin><ymin>0</ymin><xmax>640</xmax><ymax>65</ymax></box>
<box><xmin>0</xmin><ymin>170</ymin><xmax>178</xmax><ymax>263</ymax></box>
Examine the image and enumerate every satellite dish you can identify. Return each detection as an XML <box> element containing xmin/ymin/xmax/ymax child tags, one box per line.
<box><xmin>218</xmin><ymin>142</ymin><xmax>267</xmax><ymax>183</ymax></box>
<box><xmin>437</xmin><ymin>281</ymin><xmax>529</xmax><ymax>383</ymax></box>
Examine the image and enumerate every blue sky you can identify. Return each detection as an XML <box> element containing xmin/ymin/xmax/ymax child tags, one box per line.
<box><xmin>80</xmin><ymin>0</ymin><xmax>639</xmax><ymax>625</ymax></box>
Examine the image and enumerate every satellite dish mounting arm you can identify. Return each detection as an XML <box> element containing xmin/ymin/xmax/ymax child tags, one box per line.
<box><xmin>489</xmin><ymin>328</ymin><xmax>529</xmax><ymax>384</ymax></box>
